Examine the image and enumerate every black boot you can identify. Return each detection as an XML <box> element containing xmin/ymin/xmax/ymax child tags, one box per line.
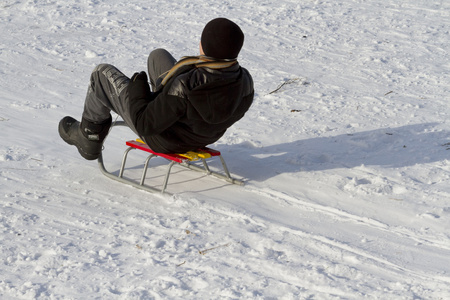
<box><xmin>58</xmin><ymin>116</ymin><xmax>112</xmax><ymax>160</ymax></box>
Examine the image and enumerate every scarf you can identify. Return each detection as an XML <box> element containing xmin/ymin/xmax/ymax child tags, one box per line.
<box><xmin>160</xmin><ymin>55</ymin><xmax>237</xmax><ymax>86</ymax></box>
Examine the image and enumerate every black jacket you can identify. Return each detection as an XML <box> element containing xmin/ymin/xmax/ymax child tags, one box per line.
<box><xmin>127</xmin><ymin>62</ymin><xmax>254</xmax><ymax>153</ymax></box>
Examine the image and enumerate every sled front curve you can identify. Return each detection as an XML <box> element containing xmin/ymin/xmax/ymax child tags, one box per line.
<box><xmin>98</xmin><ymin>121</ymin><xmax>244</xmax><ymax>194</ymax></box>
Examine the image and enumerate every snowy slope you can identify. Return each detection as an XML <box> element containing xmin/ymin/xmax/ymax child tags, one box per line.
<box><xmin>1</xmin><ymin>0</ymin><xmax>450</xmax><ymax>299</ymax></box>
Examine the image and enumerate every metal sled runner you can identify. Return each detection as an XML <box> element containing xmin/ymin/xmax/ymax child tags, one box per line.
<box><xmin>98</xmin><ymin>122</ymin><xmax>244</xmax><ymax>194</ymax></box>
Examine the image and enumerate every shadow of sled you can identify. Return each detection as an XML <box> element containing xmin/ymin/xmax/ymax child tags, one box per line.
<box><xmin>98</xmin><ymin>121</ymin><xmax>244</xmax><ymax>194</ymax></box>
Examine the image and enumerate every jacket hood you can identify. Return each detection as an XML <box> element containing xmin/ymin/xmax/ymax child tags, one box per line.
<box><xmin>188</xmin><ymin>70</ymin><xmax>245</xmax><ymax>124</ymax></box>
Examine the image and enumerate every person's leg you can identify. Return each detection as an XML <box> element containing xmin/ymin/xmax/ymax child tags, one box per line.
<box><xmin>147</xmin><ymin>48</ymin><xmax>177</xmax><ymax>90</ymax></box>
<box><xmin>82</xmin><ymin>64</ymin><xmax>137</xmax><ymax>133</ymax></box>
<box><xmin>59</xmin><ymin>64</ymin><xmax>137</xmax><ymax>160</ymax></box>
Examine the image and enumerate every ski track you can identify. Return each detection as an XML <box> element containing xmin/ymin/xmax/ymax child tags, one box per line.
<box><xmin>1</xmin><ymin>0</ymin><xmax>450</xmax><ymax>299</ymax></box>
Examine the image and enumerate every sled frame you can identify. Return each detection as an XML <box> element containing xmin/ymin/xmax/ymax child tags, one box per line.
<box><xmin>98</xmin><ymin>121</ymin><xmax>244</xmax><ymax>194</ymax></box>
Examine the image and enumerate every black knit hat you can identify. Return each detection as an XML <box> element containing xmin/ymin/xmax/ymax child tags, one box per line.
<box><xmin>201</xmin><ymin>18</ymin><xmax>244</xmax><ymax>59</ymax></box>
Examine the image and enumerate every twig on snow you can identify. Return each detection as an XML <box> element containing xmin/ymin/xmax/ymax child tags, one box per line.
<box><xmin>198</xmin><ymin>243</ymin><xmax>231</xmax><ymax>255</ymax></box>
<box><xmin>176</xmin><ymin>261</ymin><xmax>186</xmax><ymax>267</ymax></box>
<box><xmin>268</xmin><ymin>78</ymin><xmax>307</xmax><ymax>95</ymax></box>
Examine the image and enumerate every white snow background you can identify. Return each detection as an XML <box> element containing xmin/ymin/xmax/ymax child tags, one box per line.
<box><xmin>1</xmin><ymin>0</ymin><xmax>450</xmax><ymax>299</ymax></box>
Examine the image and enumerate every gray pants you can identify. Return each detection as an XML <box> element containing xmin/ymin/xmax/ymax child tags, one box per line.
<box><xmin>82</xmin><ymin>49</ymin><xmax>177</xmax><ymax>134</ymax></box>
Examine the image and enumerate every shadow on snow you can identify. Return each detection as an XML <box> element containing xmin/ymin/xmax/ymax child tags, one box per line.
<box><xmin>220</xmin><ymin>123</ymin><xmax>449</xmax><ymax>182</ymax></box>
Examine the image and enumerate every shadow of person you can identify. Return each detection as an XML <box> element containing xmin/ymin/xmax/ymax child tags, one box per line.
<box><xmin>219</xmin><ymin>123</ymin><xmax>449</xmax><ymax>182</ymax></box>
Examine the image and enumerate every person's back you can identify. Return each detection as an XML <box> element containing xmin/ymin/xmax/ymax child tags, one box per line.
<box><xmin>129</xmin><ymin>54</ymin><xmax>254</xmax><ymax>153</ymax></box>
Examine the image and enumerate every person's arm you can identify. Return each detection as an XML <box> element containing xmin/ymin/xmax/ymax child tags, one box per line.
<box><xmin>127</xmin><ymin>72</ymin><xmax>186</xmax><ymax>136</ymax></box>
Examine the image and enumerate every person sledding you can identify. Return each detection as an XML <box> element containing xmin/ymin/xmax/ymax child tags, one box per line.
<box><xmin>58</xmin><ymin>18</ymin><xmax>254</xmax><ymax>160</ymax></box>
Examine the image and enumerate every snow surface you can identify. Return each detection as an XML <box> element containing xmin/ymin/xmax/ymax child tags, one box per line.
<box><xmin>1</xmin><ymin>0</ymin><xmax>450</xmax><ymax>299</ymax></box>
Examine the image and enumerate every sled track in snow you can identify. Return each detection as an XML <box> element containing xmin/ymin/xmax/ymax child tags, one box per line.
<box><xmin>247</xmin><ymin>186</ymin><xmax>450</xmax><ymax>252</ymax></box>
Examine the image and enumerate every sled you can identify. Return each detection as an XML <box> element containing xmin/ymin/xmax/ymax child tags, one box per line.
<box><xmin>98</xmin><ymin>121</ymin><xmax>244</xmax><ymax>194</ymax></box>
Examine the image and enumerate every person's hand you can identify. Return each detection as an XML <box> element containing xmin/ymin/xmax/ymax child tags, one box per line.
<box><xmin>128</xmin><ymin>71</ymin><xmax>150</xmax><ymax>101</ymax></box>
<box><xmin>131</xmin><ymin>71</ymin><xmax>148</xmax><ymax>82</ymax></box>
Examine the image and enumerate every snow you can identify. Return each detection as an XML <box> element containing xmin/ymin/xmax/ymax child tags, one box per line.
<box><xmin>1</xmin><ymin>0</ymin><xmax>449</xmax><ymax>299</ymax></box>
